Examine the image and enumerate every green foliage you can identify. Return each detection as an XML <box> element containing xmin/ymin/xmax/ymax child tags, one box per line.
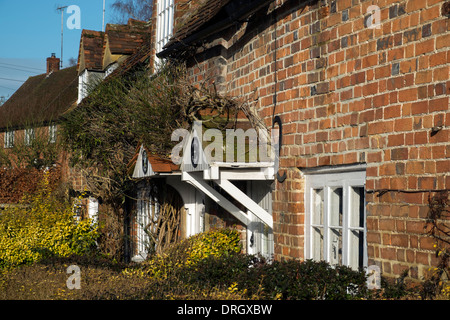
<box><xmin>60</xmin><ymin>63</ymin><xmax>190</xmax><ymax>213</ymax></box>
<box><xmin>60</xmin><ymin>62</ymin><xmax>249</xmax><ymax>260</ymax></box>
<box><xmin>421</xmin><ymin>191</ymin><xmax>450</xmax><ymax>299</ymax></box>
<box><xmin>125</xmin><ymin>228</ymin><xmax>242</xmax><ymax>280</ymax></box>
<box><xmin>61</xmin><ymin>62</ymin><xmax>244</xmax><ymax>204</ymax></box>
<box><xmin>234</xmin><ymin>259</ymin><xmax>367</xmax><ymax>300</ymax></box>
<box><xmin>1</xmin><ymin>228</ymin><xmax>448</xmax><ymax>300</ymax></box>
<box><xmin>121</xmin><ymin>228</ymin><xmax>369</xmax><ymax>300</ymax></box>
<box><xmin>380</xmin><ymin>269</ymin><xmax>411</xmax><ymax>299</ymax></box>
<box><xmin>62</xmin><ymin>64</ymin><xmax>184</xmax><ymax>166</ymax></box>
<box><xmin>0</xmin><ymin>173</ymin><xmax>98</xmax><ymax>270</ymax></box>
<box><xmin>0</xmin><ymin>146</ymin><xmax>9</xmax><ymax>167</ymax></box>
<box><xmin>182</xmin><ymin>227</ymin><xmax>242</xmax><ymax>266</ymax></box>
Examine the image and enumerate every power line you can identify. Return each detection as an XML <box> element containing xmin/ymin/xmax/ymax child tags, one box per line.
<box><xmin>0</xmin><ymin>62</ymin><xmax>45</xmax><ymax>72</ymax></box>
<box><xmin>0</xmin><ymin>77</ymin><xmax>26</xmax><ymax>83</ymax></box>
<box><xmin>0</xmin><ymin>65</ymin><xmax>41</xmax><ymax>74</ymax></box>
<box><xmin>0</xmin><ymin>85</ymin><xmax>17</xmax><ymax>91</ymax></box>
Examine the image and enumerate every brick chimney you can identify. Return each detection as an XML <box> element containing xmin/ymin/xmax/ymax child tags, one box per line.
<box><xmin>46</xmin><ymin>53</ymin><xmax>60</xmax><ymax>75</ymax></box>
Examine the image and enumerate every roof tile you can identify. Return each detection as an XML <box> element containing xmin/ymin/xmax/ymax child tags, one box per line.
<box><xmin>165</xmin><ymin>0</ymin><xmax>231</xmax><ymax>48</ymax></box>
<box><xmin>77</xmin><ymin>30</ymin><xmax>105</xmax><ymax>72</ymax></box>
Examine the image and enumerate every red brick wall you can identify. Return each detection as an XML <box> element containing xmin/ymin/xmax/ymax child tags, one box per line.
<box><xmin>0</xmin><ymin>125</ymin><xmax>89</xmax><ymax>203</ymax></box>
<box><xmin>180</xmin><ymin>0</ymin><xmax>449</xmax><ymax>279</ymax></box>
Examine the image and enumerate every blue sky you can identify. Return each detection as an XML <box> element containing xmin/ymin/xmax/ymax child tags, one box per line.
<box><xmin>0</xmin><ymin>0</ymin><xmax>116</xmax><ymax>98</ymax></box>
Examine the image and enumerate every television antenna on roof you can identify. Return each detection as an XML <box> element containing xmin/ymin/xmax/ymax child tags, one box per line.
<box><xmin>56</xmin><ymin>6</ymin><xmax>68</xmax><ymax>69</ymax></box>
<box><xmin>103</xmin><ymin>0</ymin><xmax>106</xmax><ymax>32</ymax></box>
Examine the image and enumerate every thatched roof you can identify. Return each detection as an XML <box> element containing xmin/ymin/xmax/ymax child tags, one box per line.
<box><xmin>0</xmin><ymin>66</ymin><xmax>78</xmax><ymax>130</ymax></box>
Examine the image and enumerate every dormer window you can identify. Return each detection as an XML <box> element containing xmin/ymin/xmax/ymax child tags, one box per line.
<box><xmin>155</xmin><ymin>0</ymin><xmax>174</xmax><ymax>65</ymax></box>
<box><xmin>77</xmin><ymin>70</ymin><xmax>105</xmax><ymax>104</ymax></box>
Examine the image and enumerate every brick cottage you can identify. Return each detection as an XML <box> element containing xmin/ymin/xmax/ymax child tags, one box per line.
<box><xmin>1</xmin><ymin>0</ymin><xmax>447</xmax><ymax>282</ymax></box>
<box><xmin>155</xmin><ymin>0</ymin><xmax>449</xmax><ymax>280</ymax></box>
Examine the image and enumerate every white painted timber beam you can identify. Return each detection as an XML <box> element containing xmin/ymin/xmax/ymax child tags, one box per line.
<box><xmin>216</xmin><ymin>170</ymin><xmax>268</xmax><ymax>181</ymax></box>
<box><xmin>182</xmin><ymin>172</ymin><xmax>250</xmax><ymax>226</ymax></box>
<box><xmin>216</xmin><ymin>178</ymin><xmax>273</xmax><ymax>228</ymax></box>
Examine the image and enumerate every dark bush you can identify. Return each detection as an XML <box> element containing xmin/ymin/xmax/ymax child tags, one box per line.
<box><xmin>381</xmin><ymin>269</ymin><xmax>411</xmax><ymax>299</ymax></box>
<box><xmin>180</xmin><ymin>253</ymin><xmax>257</xmax><ymax>289</ymax></box>
<box><xmin>242</xmin><ymin>259</ymin><xmax>369</xmax><ymax>300</ymax></box>
<box><xmin>174</xmin><ymin>252</ymin><xmax>369</xmax><ymax>300</ymax></box>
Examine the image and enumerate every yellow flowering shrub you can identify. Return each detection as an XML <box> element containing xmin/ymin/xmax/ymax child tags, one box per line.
<box><xmin>441</xmin><ymin>283</ymin><xmax>450</xmax><ymax>299</ymax></box>
<box><xmin>123</xmin><ymin>228</ymin><xmax>242</xmax><ymax>279</ymax></box>
<box><xmin>0</xmin><ymin>173</ymin><xmax>98</xmax><ymax>270</ymax></box>
<box><xmin>184</xmin><ymin>228</ymin><xmax>242</xmax><ymax>267</ymax></box>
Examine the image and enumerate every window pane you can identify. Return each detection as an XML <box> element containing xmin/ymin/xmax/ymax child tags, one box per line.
<box><xmin>349</xmin><ymin>230</ymin><xmax>364</xmax><ymax>270</ymax></box>
<box><xmin>350</xmin><ymin>187</ymin><xmax>365</xmax><ymax>228</ymax></box>
<box><xmin>329</xmin><ymin>228</ymin><xmax>342</xmax><ymax>265</ymax></box>
<box><xmin>25</xmin><ymin>129</ymin><xmax>35</xmax><ymax>146</ymax></box>
<box><xmin>330</xmin><ymin>188</ymin><xmax>343</xmax><ymax>227</ymax></box>
<box><xmin>306</xmin><ymin>169</ymin><xmax>366</xmax><ymax>269</ymax></box>
<box><xmin>312</xmin><ymin>226</ymin><xmax>324</xmax><ymax>261</ymax></box>
<box><xmin>312</xmin><ymin>189</ymin><xmax>323</xmax><ymax>225</ymax></box>
<box><xmin>5</xmin><ymin>131</ymin><xmax>14</xmax><ymax>148</ymax></box>
<box><xmin>49</xmin><ymin>125</ymin><xmax>57</xmax><ymax>143</ymax></box>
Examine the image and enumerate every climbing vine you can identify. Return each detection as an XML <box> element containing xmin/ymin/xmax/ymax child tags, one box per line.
<box><xmin>60</xmin><ymin>61</ymin><xmax>259</xmax><ymax>258</ymax></box>
<box><xmin>61</xmin><ymin>62</ymin><xmax>258</xmax><ymax>204</ymax></box>
<box><xmin>421</xmin><ymin>191</ymin><xmax>450</xmax><ymax>299</ymax></box>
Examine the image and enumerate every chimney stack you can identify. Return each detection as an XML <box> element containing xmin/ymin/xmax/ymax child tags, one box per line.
<box><xmin>46</xmin><ymin>53</ymin><xmax>60</xmax><ymax>75</ymax></box>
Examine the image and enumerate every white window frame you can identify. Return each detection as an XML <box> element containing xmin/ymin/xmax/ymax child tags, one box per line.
<box><xmin>24</xmin><ymin>128</ymin><xmax>35</xmax><ymax>146</ymax></box>
<box><xmin>4</xmin><ymin>130</ymin><xmax>14</xmax><ymax>148</ymax></box>
<box><xmin>304</xmin><ymin>165</ymin><xmax>367</xmax><ymax>270</ymax></box>
<box><xmin>155</xmin><ymin>0</ymin><xmax>174</xmax><ymax>65</ymax></box>
<box><xmin>49</xmin><ymin>124</ymin><xmax>57</xmax><ymax>144</ymax></box>
<box><xmin>88</xmin><ymin>197</ymin><xmax>99</xmax><ymax>223</ymax></box>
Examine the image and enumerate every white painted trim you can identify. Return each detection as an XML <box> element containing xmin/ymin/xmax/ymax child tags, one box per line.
<box><xmin>182</xmin><ymin>172</ymin><xmax>250</xmax><ymax>226</ymax></box>
<box><xmin>132</xmin><ymin>145</ymin><xmax>155</xmax><ymax>178</ymax></box>
<box><xmin>212</xmin><ymin>161</ymin><xmax>274</xmax><ymax>168</ymax></box>
<box><xmin>155</xmin><ymin>0</ymin><xmax>174</xmax><ymax>65</ymax></box>
<box><xmin>180</xmin><ymin>127</ymin><xmax>210</xmax><ymax>172</ymax></box>
<box><xmin>304</xmin><ymin>167</ymin><xmax>367</xmax><ymax>270</ymax></box>
<box><xmin>219</xmin><ymin>170</ymin><xmax>268</xmax><ymax>181</ymax></box>
<box><xmin>88</xmin><ymin>197</ymin><xmax>99</xmax><ymax>223</ymax></box>
<box><xmin>217</xmin><ymin>178</ymin><xmax>273</xmax><ymax>228</ymax></box>
<box><xmin>246</xmin><ymin>181</ymin><xmax>274</xmax><ymax>257</ymax></box>
<box><xmin>166</xmin><ymin>175</ymin><xmax>204</xmax><ymax>238</ymax></box>
<box><xmin>301</xmin><ymin>163</ymin><xmax>367</xmax><ymax>175</ymax></box>
<box><xmin>4</xmin><ymin>130</ymin><xmax>14</xmax><ymax>148</ymax></box>
<box><xmin>77</xmin><ymin>69</ymin><xmax>105</xmax><ymax>104</ymax></box>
